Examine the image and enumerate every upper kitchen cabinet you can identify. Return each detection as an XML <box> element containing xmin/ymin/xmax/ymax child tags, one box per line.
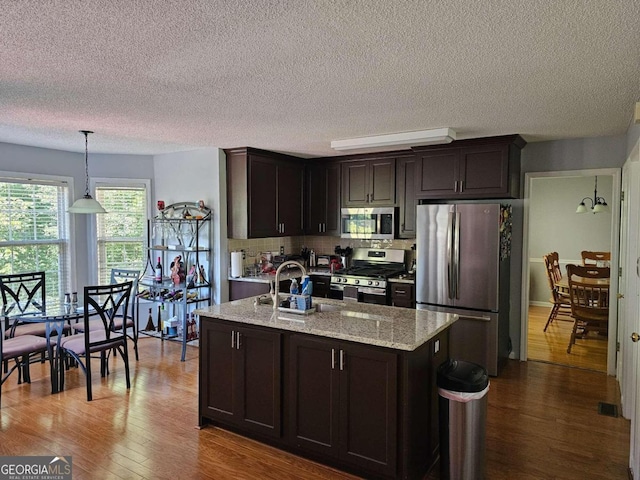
<box><xmin>305</xmin><ymin>161</ymin><xmax>340</xmax><ymax>236</ymax></box>
<box><xmin>414</xmin><ymin>135</ymin><xmax>526</xmax><ymax>200</ymax></box>
<box><xmin>396</xmin><ymin>156</ymin><xmax>417</xmax><ymax>238</ymax></box>
<box><xmin>341</xmin><ymin>157</ymin><xmax>396</xmax><ymax>207</ymax></box>
<box><xmin>226</xmin><ymin>147</ymin><xmax>304</xmax><ymax>239</ymax></box>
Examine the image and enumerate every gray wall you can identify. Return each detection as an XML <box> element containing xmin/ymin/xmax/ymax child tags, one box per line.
<box><xmin>508</xmin><ymin>134</ymin><xmax>626</xmax><ymax>358</ymax></box>
<box><xmin>0</xmin><ymin>142</ymin><xmax>155</xmax><ymax>290</ymax></box>
<box><xmin>528</xmin><ymin>175</ymin><xmax>614</xmax><ymax>304</ymax></box>
<box><xmin>153</xmin><ymin>148</ymin><xmax>228</xmax><ymax>304</ymax></box>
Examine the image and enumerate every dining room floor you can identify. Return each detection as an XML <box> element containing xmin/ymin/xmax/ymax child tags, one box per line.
<box><xmin>528</xmin><ymin>304</ymin><xmax>607</xmax><ymax>372</ymax></box>
<box><xmin>0</xmin><ymin>334</ymin><xmax>628</xmax><ymax>479</ymax></box>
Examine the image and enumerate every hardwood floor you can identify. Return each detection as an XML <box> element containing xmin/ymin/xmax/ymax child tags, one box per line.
<box><xmin>0</xmin><ymin>336</ymin><xmax>629</xmax><ymax>479</ymax></box>
<box><xmin>527</xmin><ymin>304</ymin><xmax>607</xmax><ymax>372</ymax></box>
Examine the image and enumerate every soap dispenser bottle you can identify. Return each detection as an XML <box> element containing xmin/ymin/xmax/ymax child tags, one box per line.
<box><xmin>290</xmin><ymin>278</ymin><xmax>299</xmax><ymax>295</ymax></box>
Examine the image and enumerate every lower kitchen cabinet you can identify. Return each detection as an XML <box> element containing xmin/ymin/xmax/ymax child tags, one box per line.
<box><xmin>309</xmin><ymin>274</ymin><xmax>331</xmax><ymax>298</ymax></box>
<box><xmin>199</xmin><ymin>320</ymin><xmax>282</xmax><ymax>438</ymax></box>
<box><xmin>390</xmin><ymin>283</ymin><xmax>415</xmax><ymax>308</ymax></box>
<box><xmin>289</xmin><ymin>335</ymin><xmax>397</xmax><ymax>476</ymax></box>
<box><xmin>199</xmin><ymin>316</ymin><xmax>449</xmax><ymax>479</ymax></box>
<box><xmin>228</xmin><ymin>280</ymin><xmax>270</xmax><ymax>301</ymax></box>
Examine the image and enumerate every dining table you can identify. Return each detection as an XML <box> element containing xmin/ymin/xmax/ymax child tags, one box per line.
<box><xmin>555</xmin><ymin>275</ymin><xmax>611</xmax><ymax>292</ymax></box>
<box><xmin>4</xmin><ymin>303</ymin><xmax>92</xmax><ymax>394</ymax></box>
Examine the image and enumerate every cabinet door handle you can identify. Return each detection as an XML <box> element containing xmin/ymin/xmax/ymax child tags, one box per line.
<box><xmin>396</xmin><ymin>289</ymin><xmax>406</xmax><ymax>294</ymax></box>
<box><xmin>460</xmin><ymin>180</ymin><xmax>464</xmax><ymax>193</ymax></box>
<box><xmin>319</xmin><ymin>223</ymin><xmax>322</xmax><ymax>233</ymax></box>
<box><xmin>236</xmin><ymin>332</ymin><xmax>242</xmax><ymax>349</ymax></box>
<box><xmin>231</xmin><ymin>331</ymin><xmax>235</xmax><ymax>349</ymax></box>
<box><xmin>281</xmin><ymin>223</ymin><xmax>285</xmax><ymax>234</ymax></box>
<box><xmin>339</xmin><ymin>349</ymin><xmax>345</xmax><ymax>371</ymax></box>
<box><xmin>454</xmin><ymin>180</ymin><xmax>458</xmax><ymax>192</ymax></box>
<box><xmin>331</xmin><ymin>348</ymin><xmax>336</xmax><ymax>370</ymax></box>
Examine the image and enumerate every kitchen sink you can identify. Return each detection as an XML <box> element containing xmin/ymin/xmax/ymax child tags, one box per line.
<box><xmin>315</xmin><ymin>303</ymin><xmax>343</xmax><ymax>313</ymax></box>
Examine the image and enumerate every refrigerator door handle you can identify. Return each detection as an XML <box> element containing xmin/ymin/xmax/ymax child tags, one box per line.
<box><xmin>447</xmin><ymin>211</ymin><xmax>455</xmax><ymax>299</ymax></box>
<box><xmin>453</xmin><ymin>211</ymin><xmax>461</xmax><ymax>299</ymax></box>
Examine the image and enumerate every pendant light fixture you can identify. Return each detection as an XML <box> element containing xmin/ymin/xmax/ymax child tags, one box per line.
<box><xmin>68</xmin><ymin>130</ymin><xmax>107</xmax><ymax>214</ymax></box>
<box><xmin>576</xmin><ymin>176</ymin><xmax>608</xmax><ymax>214</ymax></box>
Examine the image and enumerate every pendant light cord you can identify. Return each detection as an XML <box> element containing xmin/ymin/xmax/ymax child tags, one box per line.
<box><xmin>80</xmin><ymin>130</ymin><xmax>93</xmax><ymax>197</ymax></box>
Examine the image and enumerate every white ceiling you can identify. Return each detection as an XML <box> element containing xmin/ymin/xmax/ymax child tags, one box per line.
<box><xmin>1</xmin><ymin>1</ymin><xmax>639</xmax><ymax>157</ymax></box>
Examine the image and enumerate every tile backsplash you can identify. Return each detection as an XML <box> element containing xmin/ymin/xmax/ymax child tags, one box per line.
<box><xmin>228</xmin><ymin>235</ymin><xmax>416</xmax><ymax>271</ymax></box>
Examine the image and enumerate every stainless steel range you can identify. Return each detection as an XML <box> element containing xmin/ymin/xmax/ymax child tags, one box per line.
<box><xmin>330</xmin><ymin>248</ymin><xmax>406</xmax><ymax>304</ymax></box>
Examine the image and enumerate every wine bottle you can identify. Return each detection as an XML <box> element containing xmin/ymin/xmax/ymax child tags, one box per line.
<box><xmin>144</xmin><ymin>307</ymin><xmax>155</xmax><ymax>331</ymax></box>
<box><xmin>156</xmin><ymin>305</ymin><xmax>163</xmax><ymax>333</ymax></box>
<box><xmin>155</xmin><ymin>256</ymin><xmax>163</xmax><ymax>283</ymax></box>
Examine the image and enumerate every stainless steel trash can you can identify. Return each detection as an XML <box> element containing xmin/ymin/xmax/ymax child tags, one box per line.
<box><xmin>437</xmin><ymin>359</ymin><xmax>490</xmax><ymax>480</ymax></box>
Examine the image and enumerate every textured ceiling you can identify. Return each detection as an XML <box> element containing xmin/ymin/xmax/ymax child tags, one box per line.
<box><xmin>1</xmin><ymin>0</ymin><xmax>639</xmax><ymax>157</ymax></box>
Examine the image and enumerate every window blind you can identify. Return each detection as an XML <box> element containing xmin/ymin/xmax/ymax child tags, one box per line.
<box><xmin>0</xmin><ymin>178</ymin><xmax>71</xmax><ymax>302</ymax></box>
<box><xmin>95</xmin><ymin>185</ymin><xmax>147</xmax><ymax>284</ymax></box>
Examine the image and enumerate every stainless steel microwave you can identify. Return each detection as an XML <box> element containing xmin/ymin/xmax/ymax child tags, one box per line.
<box><xmin>340</xmin><ymin>207</ymin><xmax>395</xmax><ymax>239</ymax></box>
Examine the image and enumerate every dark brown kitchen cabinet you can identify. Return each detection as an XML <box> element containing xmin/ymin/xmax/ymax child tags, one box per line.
<box><xmin>309</xmin><ymin>274</ymin><xmax>331</xmax><ymax>298</ymax></box>
<box><xmin>199</xmin><ymin>320</ymin><xmax>282</xmax><ymax>439</ymax></box>
<box><xmin>289</xmin><ymin>335</ymin><xmax>397</xmax><ymax>477</ymax></box>
<box><xmin>414</xmin><ymin>135</ymin><xmax>525</xmax><ymax>200</ymax></box>
<box><xmin>391</xmin><ymin>283</ymin><xmax>415</xmax><ymax>308</ymax></box>
<box><xmin>396</xmin><ymin>156</ymin><xmax>417</xmax><ymax>238</ymax></box>
<box><xmin>226</xmin><ymin>147</ymin><xmax>304</xmax><ymax>238</ymax></box>
<box><xmin>342</xmin><ymin>158</ymin><xmax>396</xmax><ymax>206</ymax></box>
<box><xmin>199</xmin><ymin>314</ymin><xmax>450</xmax><ymax>479</ymax></box>
<box><xmin>306</xmin><ymin>161</ymin><xmax>340</xmax><ymax>235</ymax></box>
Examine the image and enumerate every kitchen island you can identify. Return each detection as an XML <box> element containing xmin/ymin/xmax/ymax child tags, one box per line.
<box><xmin>195</xmin><ymin>298</ymin><xmax>457</xmax><ymax>480</ymax></box>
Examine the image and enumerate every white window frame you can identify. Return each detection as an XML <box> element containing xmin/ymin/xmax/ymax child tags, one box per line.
<box><xmin>0</xmin><ymin>170</ymin><xmax>76</xmax><ymax>302</ymax></box>
<box><xmin>89</xmin><ymin>178</ymin><xmax>151</xmax><ymax>284</ymax></box>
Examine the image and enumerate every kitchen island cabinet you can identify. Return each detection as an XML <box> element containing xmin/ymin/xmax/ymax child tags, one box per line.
<box><xmin>200</xmin><ymin>320</ymin><xmax>282</xmax><ymax>438</ymax></box>
<box><xmin>289</xmin><ymin>335</ymin><xmax>397</xmax><ymax>476</ymax></box>
<box><xmin>196</xmin><ymin>298</ymin><xmax>456</xmax><ymax>480</ymax></box>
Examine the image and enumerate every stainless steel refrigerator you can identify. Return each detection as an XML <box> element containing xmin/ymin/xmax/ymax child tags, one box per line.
<box><xmin>416</xmin><ymin>203</ymin><xmax>511</xmax><ymax>375</ymax></box>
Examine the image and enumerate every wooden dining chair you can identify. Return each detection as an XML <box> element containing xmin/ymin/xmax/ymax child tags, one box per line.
<box><xmin>581</xmin><ymin>251</ymin><xmax>611</xmax><ymax>267</ymax></box>
<box><xmin>566</xmin><ymin>264</ymin><xmax>610</xmax><ymax>354</ymax></box>
<box><xmin>542</xmin><ymin>253</ymin><xmax>572</xmax><ymax>331</ymax></box>
<box><xmin>60</xmin><ymin>281</ymin><xmax>133</xmax><ymax>401</ymax></box>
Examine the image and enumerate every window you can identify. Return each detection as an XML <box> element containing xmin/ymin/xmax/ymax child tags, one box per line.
<box><xmin>95</xmin><ymin>184</ymin><xmax>148</xmax><ymax>284</ymax></box>
<box><xmin>0</xmin><ymin>177</ymin><xmax>71</xmax><ymax>302</ymax></box>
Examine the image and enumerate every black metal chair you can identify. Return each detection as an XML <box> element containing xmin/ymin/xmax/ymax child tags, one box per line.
<box><xmin>0</xmin><ymin>272</ymin><xmax>48</xmax><ymax>338</ymax></box>
<box><xmin>60</xmin><ymin>281</ymin><xmax>133</xmax><ymax>401</ymax></box>
<box><xmin>0</xmin><ymin>317</ymin><xmax>48</xmax><ymax>406</ymax></box>
<box><xmin>70</xmin><ymin>269</ymin><xmax>140</xmax><ymax>360</ymax></box>
<box><xmin>0</xmin><ymin>272</ymin><xmax>57</xmax><ymax>376</ymax></box>
<box><xmin>110</xmin><ymin>269</ymin><xmax>140</xmax><ymax>360</ymax></box>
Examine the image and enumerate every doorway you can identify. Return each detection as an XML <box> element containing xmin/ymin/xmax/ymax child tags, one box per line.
<box><xmin>520</xmin><ymin>169</ymin><xmax>621</xmax><ymax>375</ymax></box>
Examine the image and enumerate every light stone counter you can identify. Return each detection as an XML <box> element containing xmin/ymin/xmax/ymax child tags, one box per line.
<box><xmin>228</xmin><ymin>268</ymin><xmax>331</xmax><ymax>283</ymax></box>
<box><xmin>195</xmin><ymin>297</ymin><xmax>457</xmax><ymax>351</ymax></box>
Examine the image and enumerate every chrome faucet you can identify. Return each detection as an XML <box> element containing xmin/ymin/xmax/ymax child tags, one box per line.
<box><xmin>271</xmin><ymin>260</ymin><xmax>307</xmax><ymax>309</ymax></box>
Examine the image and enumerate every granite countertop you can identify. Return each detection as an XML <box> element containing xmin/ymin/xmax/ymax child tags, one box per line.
<box><xmin>388</xmin><ymin>273</ymin><xmax>415</xmax><ymax>284</ymax></box>
<box><xmin>195</xmin><ymin>297</ymin><xmax>457</xmax><ymax>351</ymax></box>
<box><xmin>228</xmin><ymin>267</ymin><xmax>331</xmax><ymax>283</ymax></box>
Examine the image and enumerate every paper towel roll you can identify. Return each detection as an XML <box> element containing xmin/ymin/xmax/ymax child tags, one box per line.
<box><xmin>231</xmin><ymin>251</ymin><xmax>243</xmax><ymax>278</ymax></box>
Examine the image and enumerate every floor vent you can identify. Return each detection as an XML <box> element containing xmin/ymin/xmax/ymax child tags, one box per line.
<box><xmin>598</xmin><ymin>402</ymin><xmax>619</xmax><ymax>417</ymax></box>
